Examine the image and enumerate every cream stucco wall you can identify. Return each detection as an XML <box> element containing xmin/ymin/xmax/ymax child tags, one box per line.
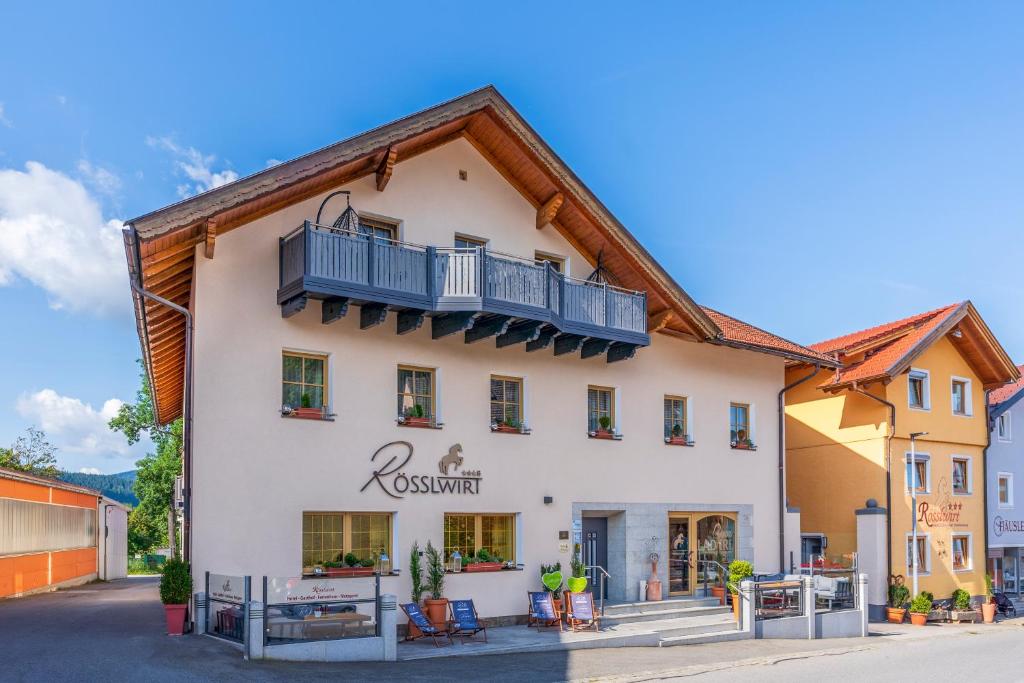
<box><xmin>189</xmin><ymin>138</ymin><xmax>788</xmax><ymax>617</ymax></box>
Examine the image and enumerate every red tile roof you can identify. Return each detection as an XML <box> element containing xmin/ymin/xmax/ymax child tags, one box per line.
<box><xmin>701</xmin><ymin>307</ymin><xmax>839</xmax><ymax>366</ymax></box>
<box><xmin>990</xmin><ymin>365</ymin><xmax>1024</xmax><ymax>406</ymax></box>
<box><xmin>810</xmin><ymin>304</ymin><xmax>960</xmax><ymax>354</ymax></box>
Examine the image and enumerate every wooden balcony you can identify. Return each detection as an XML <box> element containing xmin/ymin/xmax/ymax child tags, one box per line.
<box><xmin>278</xmin><ymin>222</ymin><xmax>649</xmax><ymax>361</ymax></box>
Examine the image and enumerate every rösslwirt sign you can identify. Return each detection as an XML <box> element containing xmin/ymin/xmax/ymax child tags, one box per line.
<box><xmin>360</xmin><ymin>441</ymin><xmax>481</xmax><ymax>499</ymax></box>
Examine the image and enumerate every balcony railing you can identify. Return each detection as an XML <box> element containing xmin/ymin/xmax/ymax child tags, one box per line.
<box><xmin>279</xmin><ymin>221</ymin><xmax>649</xmax><ymax>347</ymax></box>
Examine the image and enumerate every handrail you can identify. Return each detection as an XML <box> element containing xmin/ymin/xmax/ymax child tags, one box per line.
<box><xmin>585</xmin><ymin>565</ymin><xmax>610</xmax><ymax>616</ymax></box>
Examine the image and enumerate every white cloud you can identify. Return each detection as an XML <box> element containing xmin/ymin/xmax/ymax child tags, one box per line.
<box><xmin>265</xmin><ymin>158</ymin><xmax>283</xmax><ymax>168</ymax></box>
<box><xmin>56</xmin><ymin>95</ymin><xmax>67</xmax><ymax>106</ymax></box>
<box><xmin>77</xmin><ymin>160</ymin><xmax>122</xmax><ymax>196</ymax></box>
<box><xmin>16</xmin><ymin>389</ymin><xmax>148</xmax><ymax>460</ymax></box>
<box><xmin>0</xmin><ymin>103</ymin><xmax>11</xmax><ymax>128</ymax></box>
<box><xmin>80</xmin><ymin>467</ymin><xmax>101</xmax><ymax>475</ymax></box>
<box><xmin>146</xmin><ymin>135</ymin><xmax>238</xmax><ymax>198</ymax></box>
<box><xmin>0</xmin><ymin>161</ymin><xmax>127</xmax><ymax>314</ymax></box>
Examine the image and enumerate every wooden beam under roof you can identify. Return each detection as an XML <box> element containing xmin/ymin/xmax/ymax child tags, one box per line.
<box><xmin>536</xmin><ymin>192</ymin><xmax>563</xmax><ymax>229</ymax></box>
<box><xmin>204</xmin><ymin>219</ymin><xmax>217</xmax><ymax>259</ymax></box>
<box><xmin>375</xmin><ymin>146</ymin><xmax>397</xmax><ymax>191</ymax></box>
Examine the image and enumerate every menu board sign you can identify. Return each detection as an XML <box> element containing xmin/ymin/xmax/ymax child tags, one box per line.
<box><xmin>265</xmin><ymin>576</ymin><xmax>374</xmax><ymax>605</ymax></box>
<box><xmin>208</xmin><ymin>574</ymin><xmax>246</xmax><ymax>604</ymax></box>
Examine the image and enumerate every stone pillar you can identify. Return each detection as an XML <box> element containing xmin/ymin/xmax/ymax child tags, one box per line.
<box><xmin>858</xmin><ymin>573</ymin><xmax>870</xmax><ymax>637</ymax></box>
<box><xmin>247</xmin><ymin>601</ymin><xmax>264</xmax><ymax>660</ymax></box>
<box><xmin>802</xmin><ymin>575</ymin><xmax>815</xmax><ymax>640</ymax></box>
<box><xmin>739</xmin><ymin>579</ymin><xmax>754</xmax><ymax>634</ymax></box>
<box><xmin>194</xmin><ymin>592</ymin><xmax>207</xmax><ymax>635</ymax></box>
<box><xmin>380</xmin><ymin>594</ymin><xmax>397</xmax><ymax>661</ymax></box>
<box><xmin>855</xmin><ymin>501</ymin><xmax>888</xmax><ymax>622</ymax></box>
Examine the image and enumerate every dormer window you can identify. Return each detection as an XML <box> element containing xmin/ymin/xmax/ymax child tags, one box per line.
<box><xmin>908</xmin><ymin>368</ymin><xmax>930</xmax><ymax>410</ymax></box>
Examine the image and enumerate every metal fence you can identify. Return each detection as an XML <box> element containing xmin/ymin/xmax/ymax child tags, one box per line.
<box><xmin>753</xmin><ymin>580</ymin><xmax>804</xmax><ymax>620</ymax></box>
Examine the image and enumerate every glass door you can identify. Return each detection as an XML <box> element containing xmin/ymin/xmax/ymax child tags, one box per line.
<box><xmin>1004</xmin><ymin>556</ymin><xmax>1018</xmax><ymax>595</ymax></box>
<box><xmin>696</xmin><ymin>514</ymin><xmax>737</xmax><ymax>592</ymax></box>
<box><xmin>668</xmin><ymin>515</ymin><xmax>692</xmax><ymax>595</ymax></box>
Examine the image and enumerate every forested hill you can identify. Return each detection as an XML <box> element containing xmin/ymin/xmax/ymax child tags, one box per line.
<box><xmin>58</xmin><ymin>470</ymin><xmax>137</xmax><ymax>506</ymax></box>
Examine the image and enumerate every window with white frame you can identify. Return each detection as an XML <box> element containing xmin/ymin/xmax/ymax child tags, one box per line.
<box><xmin>951</xmin><ymin>376</ymin><xmax>973</xmax><ymax>416</ymax></box>
<box><xmin>951</xmin><ymin>456</ymin><xmax>971</xmax><ymax>495</ymax></box>
<box><xmin>951</xmin><ymin>533</ymin><xmax>972</xmax><ymax>571</ymax></box>
<box><xmin>997</xmin><ymin>411</ymin><xmax>1012</xmax><ymax>442</ymax></box>
<box><xmin>905</xmin><ymin>453</ymin><xmax>931</xmax><ymax>494</ymax></box>
<box><xmin>998</xmin><ymin>473</ymin><xmax>1014</xmax><ymax>508</ymax></box>
<box><xmin>906</xmin><ymin>533</ymin><xmax>930</xmax><ymax>573</ymax></box>
<box><xmin>908</xmin><ymin>368</ymin><xmax>930</xmax><ymax>410</ymax></box>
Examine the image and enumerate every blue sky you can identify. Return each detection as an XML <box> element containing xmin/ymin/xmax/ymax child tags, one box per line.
<box><xmin>1</xmin><ymin>2</ymin><xmax>1022</xmax><ymax>473</ymax></box>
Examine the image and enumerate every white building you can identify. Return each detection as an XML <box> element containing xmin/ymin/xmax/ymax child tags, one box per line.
<box><xmin>123</xmin><ymin>87</ymin><xmax>835</xmax><ymax>621</ymax></box>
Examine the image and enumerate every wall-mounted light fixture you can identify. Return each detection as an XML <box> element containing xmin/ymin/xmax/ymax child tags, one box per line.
<box><xmin>543</xmin><ymin>496</ymin><xmax>553</xmax><ymax>505</ymax></box>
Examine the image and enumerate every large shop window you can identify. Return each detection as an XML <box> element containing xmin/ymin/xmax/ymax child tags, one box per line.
<box><xmin>906</xmin><ymin>534</ymin><xmax>930</xmax><ymax>573</ymax></box>
<box><xmin>588</xmin><ymin>386</ymin><xmax>615</xmax><ymax>433</ymax></box>
<box><xmin>302</xmin><ymin>512</ymin><xmax>392</xmax><ymax>568</ymax></box>
<box><xmin>282</xmin><ymin>352</ymin><xmax>327</xmax><ymax>410</ymax></box>
<box><xmin>490</xmin><ymin>376</ymin><xmax>523</xmax><ymax>429</ymax></box>
<box><xmin>443</xmin><ymin>513</ymin><xmax>515</xmax><ymax>565</ymax></box>
<box><xmin>397</xmin><ymin>365</ymin><xmax>435</xmax><ymax>424</ymax></box>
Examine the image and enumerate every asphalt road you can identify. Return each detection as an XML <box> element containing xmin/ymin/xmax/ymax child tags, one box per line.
<box><xmin>3</xmin><ymin>577</ymin><xmax>1021</xmax><ymax>682</ymax></box>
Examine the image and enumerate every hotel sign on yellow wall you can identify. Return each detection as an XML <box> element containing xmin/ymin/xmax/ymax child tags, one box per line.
<box><xmin>916</xmin><ymin>501</ymin><xmax>966</xmax><ymax>529</ymax></box>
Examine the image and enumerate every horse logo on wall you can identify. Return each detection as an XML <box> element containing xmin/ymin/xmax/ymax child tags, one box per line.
<box><xmin>439</xmin><ymin>444</ymin><xmax>464</xmax><ymax>474</ymax></box>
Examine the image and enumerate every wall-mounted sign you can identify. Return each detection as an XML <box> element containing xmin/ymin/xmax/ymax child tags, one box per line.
<box><xmin>993</xmin><ymin>516</ymin><xmax>1024</xmax><ymax>538</ymax></box>
<box><xmin>360</xmin><ymin>441</ymin><xmax>481</xmax><ymax>499</ymax></box>
<box><xmin>917</xmin><ymin>501</ymin><xmax>965</xmax><ymax>528</ymax></box>
<box><xmin>209</xmin><ymin>573</ymin><xmax>245</xmax><ymax>604</ymax></box>
<box><xmin>265</xmin><ymin>576</ymin><xmax>375</xmax><ymax>605</ymax></box>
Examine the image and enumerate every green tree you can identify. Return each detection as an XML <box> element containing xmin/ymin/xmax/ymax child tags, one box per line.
<box><xmin>109</xmin><ymin>361</ymin><xmax>183</xmax><ymax>553</ymax></box>
<box><xmin>0</xmin><ymin>427</ymin><xmax>59</xmax><ymax>478</ymax></box>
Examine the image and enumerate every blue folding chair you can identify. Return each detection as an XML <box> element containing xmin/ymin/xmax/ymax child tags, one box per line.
<box><xmin>449</xmin><ymin>599</ymin><xmax>487</xmax><ymax>643</ymax></box>
<box><xmin>400</xmin><ymin>602</ymin><xmax>453</xmax><ymax>647</ymax></box>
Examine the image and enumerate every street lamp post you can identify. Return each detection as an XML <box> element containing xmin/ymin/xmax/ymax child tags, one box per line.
<box><xmin>910</xmin><ymin>431</ymin><xmax>929</xmax><ymax>597</ymax></box>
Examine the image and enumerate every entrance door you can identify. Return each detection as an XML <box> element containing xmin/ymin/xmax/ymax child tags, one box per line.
<box><xmin>582</xmin><ymin>517</ymin><xmax>608</xmax><ymax>598</ymax></box>
<box><xmin>695</xmin><ymin>513</ymin><xmax>737</xmax><ymax>594</ymax></box>
<box><xmin>668</xmin><ymin>515</ymin><xmax>692</xmax><ymax>595</ymax></box>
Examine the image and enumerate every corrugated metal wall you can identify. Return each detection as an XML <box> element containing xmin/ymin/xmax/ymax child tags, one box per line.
<box><xmin>0</xmin><ymin>499</ymin><xmax>96</xmax><ymax>555</ymax></box>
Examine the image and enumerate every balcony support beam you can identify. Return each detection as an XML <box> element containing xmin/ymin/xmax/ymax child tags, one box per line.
<box><xmin>607</xmin><ymin>342</ymin><xmax>639</xmax><ymax>363</ymax></box>
<box><xmin>581</xmin><ymin>338</ymin><xmax>613</xmax><ymax>359</ymax></box>
<box><xmin>360</xmin><ymin>303</ymin><xmax>389</xmax><ymax>329</ymax></box>
<box><xmin>553</xmin><ymin>334</ymin><xmax>585</xmax><ymax>356</ymax></box>
<box><xmin>526</xmin><ymin>325</ymin><xmax>558</xmax><ymax>352</ymax></box>
<box><xmin>281</xmin><ymin>295</ymin><xmax>308</xmax><ymax>319</ymax></box>
<box><xmin>465</xmin><ymin>315</ymin><xmax>512</xmax><ymax>344</ymax></box>
<box><xmin>432</xmin><ymin>312</ymin><xmax>477</xmax><ymax>340</ymax></box>
<box><xmin>397</xmin><ymin>309</ymin><xmax>426</xmax><ymax>335</ymax></box>
<box><xmin>376</xmin><ymin>146</ymin><xmax>397</xmax><ymax>191</ymax></box>
<box><xmin>497</xmin><ymin>320</ymin><xmax>545</xmax><ymax>349</ymax></box>
<box><xmin>321</xmin><ymin>297</ymin><xmax>350</xmax><ymax>324</ymax></box>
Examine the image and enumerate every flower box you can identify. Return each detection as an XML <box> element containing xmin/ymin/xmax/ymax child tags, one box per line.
<box><xmin>491</xmin><ymin>423</ymin><xmax>529</xmax><ymax>434</ymax></box>
<box><xmin>590</xmin><ymin>429</ymin><xmax>619</xmax><ymax>440</ymax></box>
<box><xmin>665</xmin><ymin>436</ymin><xmax>694</xmax><ymax>446</ymax></box>
<box><xmin>463</xmin><ymin>562</ymin><xmax>505</xmax><ymax>573</ymax></box>
<box><xmin>731</xmin><ymin>442</ymin><xmax>757</xmax><ymax>451</ymax></box>
<box><xmin>400</xmin><ymin>416</ymin><xmax>434</xmax><ymax>428</ymax></box>
<box><xmin>949</xmin><ymin>609</ymin><xmax>979</xmax><ymax>623</ymax></box>
<box><xmin>290</xmin><ymin>407</ymin><xmax>324</xmax><ymax>420</ymax></box>
<box><xmin>323</xmin><ymin>567</ymin><xmax>376</xmax><ymax>578</ymax></box>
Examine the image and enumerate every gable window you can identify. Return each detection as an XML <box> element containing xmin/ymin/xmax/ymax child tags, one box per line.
<box><xmin>282</xmin><ymin>351</ymin><xmax>327</xmax><ymax>415</ymax></box>
<box><xmin>906</xmin><ymin>533</ymin><xmax>930</xmax><ymax>573</ymax></box>
<box><xmin>951</xmin><ymin>457</ymin><xmax>970</xmax><ymax>495</ymax></box>
<box><xmin>951</xmin><ymin>533</ymin><xmax>972</xmax><ymax>572</ymax></box>
<box><xmin>997</xmin><ymin>412</ymin><xmax>1012</xmax><ymax>442</ymax></box>
<box><xmin>302</xmin><ymin>512</ymin><xmax>392</xmax><ymax>570</ymax></box>
<box><xmin>588</xmin><ymin>386</ymin><xmax>616</xmax><ymax>437</ymax></box>
<box><xmin>908</xmin><ymin>369</ymin><xmax>930</xmax><ymax>410</ymax></box>
<box><xmin>905</xmin><ymin>454</ymin><xmax>930</xmax><ymax>494</ymax></box>
<box><xmin>397</xmin><ymin>365</ymin><xmax>435</xmax><ymax>426</ymax></box>
<box><xmin>454</xmin><ymin>234</ymin><xmax>487</xmax><ymax>250</ymax></box>
<box><xmin>534</xmin><ymin>251</ymin><xmax>565</xmax><ymax>273</ymax></box>
<box><xmin>490</xmin><ymin>376</ymin><xmax>524</xmax><ymax>433</ymax></box>
<box><xmin>664</xmin><ymin>396</ymin><xmax>691</xmax><ymax>445</ymax></box>
<box><xmin>444</xmin><ymin>513</ymin><xmax>515</xmax><ymax>565</ymax></box>
<box><xmin>998</xmin><ymin>473</ymin><xmax>1014</xmax><ymax>508</ymax></box>
<box><xmin>358</xmin><ymin>216</ymin><xmax>398</xmax><ymax>241</ymax></box>
<box><xmin>730</xmin><ymin>403</ymin><xmax>754</xmax><ymax>449</ymax></box>
<box><xmin>951</xmin><ymin>377</ymin><xmax>972</xmax><ymax>416</ymax></box>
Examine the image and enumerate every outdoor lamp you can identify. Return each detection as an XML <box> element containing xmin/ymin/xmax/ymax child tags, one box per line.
<box><xmin>376</xmin><ymin>549</ymin><xmax>391</xmax><ymax>575</ymax></box>
<box><xmin>450</xmin><ymin>550</ymin><xmax>462</xmax><ymax>573</ymax></box>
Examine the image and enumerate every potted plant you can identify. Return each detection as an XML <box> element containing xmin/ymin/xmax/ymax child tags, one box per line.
<box><xmin>909</xmin><ymin>592</ymin><xmax>932</xmax><ymax>626</ymax></box>
<box><xmin>567</xmin><ymin>544</ymin><xmax>588</xmax><ymax>593</ymax></box>
<box><xmin>541</xmin><ymin>563</ymin><xmax>564</xmax><ymax>614</ymax></box>
<box><xmin>401</xmin><ymin>404</ymin><xmax>432</xmax><ymax>428</ymax></box>
<box><xmin>949</xmin><ymin>588</ymin><xmax>975</xmax><ymax>623</ymax></box>
<box><xmin>408</xmin><ymin>541</ymin><xmax>424</xmax><ymax>638</ymax></box>
<box><xmin>492</xmin><ymin>417</ymin><xmax>527</xmax><ymax>434</ymax></box>
<box><xmin>727</xmin><ymin>560</ymin><xmax>753</xmax><ymax>621</ymax></box>
<box><xmin>464</xmin><ymin>547</ymin><xmax>504</xmax><ymax>572</ymax></box>
<box><xmin>665</xmin><ymin>423</ymin><xmax>692</xmax><ymax>445</ymax></box>
<box><xmin>160</xmin><ymin>557</ymin><xmax>192</xmax><ymax>636</ymax></box>
<box><xmin>731</xmin><ymin>429</ymin><xmax>755</xmax><ymax>450</ymax></box>
<box><xmin>292</xmin><ymin>392</ymin><xmax>323</xmax><ymax>419</ymax></box>
<box><xmin>588</xmin><ymin>415</ymin><xmax>617</xmax><ymax>439</ymax></box>
<box><xmin>423</xmin><ymin>541</ymin><xmax>447</xmax><ymax>629</ymax></box>
<box><xmin>324</xmin><ymin>552</ymin><xmax>375</xmax><ymax>577</ymax></box>
<box><xmin>981</xmin><ymin>574</ymin><xmax>997</xmax><ymax>623</ymax></box>
<box><xmin>886</xmin><ymin>582</ymin><xmax>909</xmax><ymax>624</ymax></box>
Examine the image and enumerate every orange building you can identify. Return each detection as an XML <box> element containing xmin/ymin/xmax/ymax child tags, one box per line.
<box><xmin>0</xmin><ymin>467</ymin><xmax>102</xmax><ymax>598</ymax></box>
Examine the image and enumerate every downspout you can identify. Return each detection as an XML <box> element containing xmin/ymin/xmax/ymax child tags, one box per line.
<box><xmin>124</xmin><ymin>227</ymin><xmax>194</xmax><ymax>566</ymax></box>
<box><xmin>983</xmin><ymin>390</ymin><xmax>992</xmax><ymax>578</ymax></box>
<box><xmin>851</xmin><ymin>383</ymin><xmax>896</xmax><ymax>584</ymax></box>
<box><xmin>778</xmin><ymin>363</ymin><xmax>821</xmax><ymax>571</ymax></box>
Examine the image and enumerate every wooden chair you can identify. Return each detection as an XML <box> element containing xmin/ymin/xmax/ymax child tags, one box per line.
<box><xmin>565</xmin><ymin>591</ymin><xmax>601</xmax><ymax>632</ymax></box>
<box><xmin>448</xmin><ymin>599</ymin><xmax>487</xmax><ymax>643</ymax></box>
<box><xmin>400</xmin><ymin>603</ymin><xmax>453</xmax><ymax>647</ymax></box>
<box><xmin>527</xmin><ymin>591</ymin><xmax>562</xmax><ymax>630</ymax></box>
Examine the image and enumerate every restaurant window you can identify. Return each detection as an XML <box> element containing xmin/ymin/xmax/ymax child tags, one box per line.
<box><xmin>908</xmin><ymin>368</ymin><xmax>930</xmax><ymax>410</ymax></box>
<box><xmin>951</xmin><ymin>457</ymin><xmax>970</xmax><ymax>495</ymax></box>
<box><xmin>999</xmin><ymin>473</ymin><xmax>1014</xmax><ymax>508</ymax></box>
<box><xmin>444</xmin><ymin>513</ymin><xmax>515</xmax><ymax>564</ymax></box>
<box><xmin>997</xmin><ymin>412</ymin><xmax>1012</xmax><ymax>442</ymax></box>
<box><xmin>730</xmin><ymin>402</ymin><xmax>753</xmax><ymax>448</ymax></box>
<box><xmin>906</xmin><ymin>534</ymin><xmax>930</xmax><ymax>573</ymax></box>
<box><xmin>951</xmin><ymin>377</ymin><xmax>972</xmax><ymax>416</ymax></box>
<box><xmin>534</xmin><ymin>251</ymin><xmax>565</xmax><ymax>273</ymax></box>
<box><xmin>905</xmin><ymin>454</ymin><xmax>930</xmax><ymax>494</ymax></box>
<box><xmin>358</xmin><ymin>216</ymin><xmax>398</xmax><ymax>241</ymax></box>
<box><xmin>490</xmin><ymin>376</ymin><xmax>523</xmax><ymax>430</ymax></box>
<box><xmin>454</xmin><ymin>234</ymin><xmax>487</xmax><ymax>249</ymax></box>
<box><xmin>664</xmin><ymin>396</ymin><xmax>690</xmax><ymax>442</ymax></box>
<box><xmin>302</xmin><ymin>512</ymin><xmax>392</xmax><ymax>568</ymax></box>
<box><xmin>588</xmin><ymin>386</ymin><xmax>615</xmax><ymax>433</ymax></box>
<box><xmin>397</xmin><ymin>365</ymin><xmax>435</xmax><ymax>423</ymax></box>
<box><xmin>282</xmin><ymin>351</ymin><xmax>327</xmax><ymax>411</ymax></box>
<box><xmin>951</xmin><ymin>533</ymin><xmax>972</xmax><ymax>571</ymax></box>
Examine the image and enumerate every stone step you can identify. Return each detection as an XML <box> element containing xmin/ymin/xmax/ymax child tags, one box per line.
<box><xmin>659</xmin><ymin>628</ymin><xmax>752</xmax><ymax>647</ymax></box>
<box><xmin>601</xmin><ymin>604</ymin><xmax>730</xmax><ymax>627</ymax></box>
<box><xmin>603</xmin><ymin>596</ymin><xmax>723</xmax><ymax>617</ymax></box>
<box><xmin>624</xmin><ymin>613</ymin><xmax>738</xmax><ymax>639</ymax></box>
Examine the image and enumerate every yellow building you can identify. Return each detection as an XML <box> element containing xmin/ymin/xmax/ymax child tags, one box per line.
<box><xmin>785</xmin><ymin>302</ymin><xmax>1019</xmax><ymax>600</ymax></box>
